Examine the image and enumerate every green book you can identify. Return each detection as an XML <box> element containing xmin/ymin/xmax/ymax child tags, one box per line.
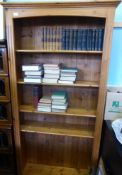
<box><xmin>51</xmin><ymin>91</ymin><xmax>67</xmax><ymax>100</ymax></box>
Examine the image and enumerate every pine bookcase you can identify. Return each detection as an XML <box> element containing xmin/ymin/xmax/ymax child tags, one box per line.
<box><xmin>2</xmin><ymin>1</ymin><xmax>120</xmax><ymax>175</ymax></box>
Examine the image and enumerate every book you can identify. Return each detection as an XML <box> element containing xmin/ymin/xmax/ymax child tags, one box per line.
<box><xmin>32</xmin><ymin>86</ymin><xmax>41</xmax><ymax>108</ymax></box>
<box><xmin>25</xmin><ymin>75</ymin><xmax>42</xmax><ymax>79</ymax></box>
<box><xmin>61</xmin><ymin>67</ymin><xmax>78</xmax><ymax>73</ymax></box>
<box><xmin>37</xmin><ymin>107</ymin><xmax>51</xmax><ymax>112</ymax></box>
<box><xmin>52</xmin><ymin>101</ymin><xmax>67</xmax><ymax>105</ymax></box>
<box><xmin>60</xmin><ymin>76</ymin><xmax>76</xmax><ymax>81</ymax></box>
<box><xmin>24</xmin><ymin>71</ymin><xmax>43</xmax><ymax>76</ymax></box>
<box><xmin>24</xmin><ymin>78</ymin><xmax>42</xmax><ymax>83</ymax></box>
<box><xmin>52</xmin><ymin>98</ymin><xmax>67</xmax><ymax>104</ymax></box>
<box><xmin>44</xmin><ymin>70</ymin><xmax>60</xmax><ymax>74</ymax></box>
<box><xmin>52</xmin><ymin>108</ymin><xmax>66</xmax><ymax>113</ymax></box>
<box><xmin>77</xmin><ymin>29</ymin><xmax>82</xmax><ymax>50</ymax></box>
<box><xmin>22</xmin><ymin>64</ymin><xmax>42</xmax><ymax>71</ymax></box>
<box><xmin>44</xmin><ymin>74</ymin><xmax>60</xmax><ymax>79</ymax></box>
<box><xmin>52</xmin><ymin>91</ymin><xmax>67</xmax><ymax>100</ymax></box>
<box><xmin>58</xmin><ymin>80</ymin><xmax>74</xmax><ymax>84</ymax></box>
<box><xmin>60</xmin><ymin>72</ymin><xmax>76</xmax><ymax>77</ymax></box>
<box><xmin>43</xmin><ymin>64</ymin><xmax>59</xmax><ymax>68</ymax></box>
<box><xmin>39</xmin><ymin>96</ymin><xmax>52</xmax><ymax>104</ymax></box>
<box><xmin>52</xmin><ymin>103</ymin><xmax>68</xmax><ymax>110</ymax></box>
<box><xmin>43</xmin><ymin>78</ymin><xmax>58</xmax><ymax>83</ymax></box>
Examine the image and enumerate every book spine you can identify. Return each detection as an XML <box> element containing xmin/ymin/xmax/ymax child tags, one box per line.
<box><xmin>99</xmin><ymin>28</ymin><xmax>104</xmax><ymax>51</ymax></box>
<box><xmin>32</xmin><ymin>86</ymin><xmax>41</xmax><ymax>108</ymax></box>
<box><xmin>91</xmin><ymin>29</ymin><xmax>96</xmax><ymax>51</ymax></box>
<box><xmin>82</xmin><ymin>29</ymin><xmax>87</xmax><ymax>50</ymax></box>
<box><xmin>77</xmin><ymin>29</ymin><xmax>81</xmax><ymax>50</ymax></box>
<box><xmin>86</xmin><ymin>29</ymin><xmax>90</xmax><ymax>50</ymax></box>
<box><xmin>95</xmin><ymin>29</ymin><xmax>99</xmax><ymax>51</ymax></box>
<box><xmin>69</xmin><ymin>28</ymin><xmax>73</xmax><ymax>50</ymax></box>
<box><xmin>73</xmin><ymin>29</ymin><xmax>77</xmax><ymax>50</ymax></box>
<box><xmin>65</xmin><ymin>29</ymin><xmax>69</xmax><ymax>50</ymax></box>
<box><xmin>62</xmin><ymin>27</ymin><xmax>65</xmax><ymax>50</ymax></box>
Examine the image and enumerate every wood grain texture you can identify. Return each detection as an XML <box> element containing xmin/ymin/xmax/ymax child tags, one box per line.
<box><xmin>19</xmin><ymin>105</ymin><xmax>96</xmax><ymax>118</ymax></box>
<box><xmin>23</xmin><ymin>163</ymin><xmax>89</xmax><ymax>175</ymax></box>
<box><xmin>16</xmin><ymin>50</ymin><xmax>102</xmax><ymax>54</ymax></box>
<box><xmin>18</xmin><ymin>80</ymin><xmax>99</xmax><ymax>88</ymax></box>
<box><xmin>21</xmin><ymin>121</ymin><xmax>94</xmax><ymax>138</ymax></box>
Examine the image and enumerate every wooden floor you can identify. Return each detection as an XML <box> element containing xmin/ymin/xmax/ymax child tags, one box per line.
<box><xmin>24</xmin><ymin>163</ymin><xmax>89</xmax><ymax>175</ymax></box>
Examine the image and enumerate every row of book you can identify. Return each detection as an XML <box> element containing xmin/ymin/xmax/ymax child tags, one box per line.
<box><xmin>22</xmin><ymin>64</ymin><xmax>78</xmax><ymax>84</ymax></box>
<box><xmin>22</xmin><ymin>26</ymin><xmax>104</xmax><ymax>51</ymax></box>
<box><xmin>37</xmin><ymin>91</ymin><xmax>68</xmax><ymax>113</ymax></box>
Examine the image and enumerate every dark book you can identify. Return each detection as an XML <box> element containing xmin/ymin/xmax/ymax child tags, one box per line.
<box><xmin>98</xmin><ymin>28</ymin><xmax>104</xmax><ymax>51</ymax></box>
<box><xmin>69</xmin><ymin>29</ymin><xmax>73</xmax><ymax>50</ymax></box>
<box><xmin>61</xmin><ymin>28</ymin><xmax>66</xmax><ymax>50</ymax></box>
<box><xmin>91</xmin><ymin>29</ymin><xmax>96</xmax><ymax>51</ymax></box>
<box><xmin>0</xmin><ymin>80</ymin><xmax>5</xmax><ymax>96</ymax></box>
<box><xmin>72</xmin><ymin>29</ymin><xmax>77</xmax><ymax>50</ymax></box>
<box><xmin>0</xmin><ymin>105</ymin><xmax>7</xmax><ymax>120</ymax></box>
<box><xmin>82</xmin><ymin>29</ymin><xmax>87</xmax><ymax>50</ymax></box>
<box><xmin>65</xmin><ymin>29</ymin><xmax>70</xmax><ymax>50</ymax></box>
<box><xmin>87</xmin><ymin>29</ymin><xmax>91</xmax><ymax>50</ymax></box>
<box><xmin>32</xmin><ymin>86</ymin><xmax>42</xmax><ymax>108</ymax></box>
<box><xmin>77</xmin><ymin>29</ymin><xmax>82</xmax><ymax>50</ymax></box>
<box><xmin>95</xmin><ymin>29</ymin><xmax>99</xmax><ymax>51</ymax></box>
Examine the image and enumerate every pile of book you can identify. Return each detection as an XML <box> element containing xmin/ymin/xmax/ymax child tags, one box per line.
<box><xmin>58</xmin><ymin>67</ymin><xmax>78</xmax><ymax>84</ymax></box>
<box><xmin>37</xmin><ymin>96</ymin><xmax>52</xmax><ymax>112</ymax></box>
<box><xmin>22</xmin><ymin>64</ymin><xmax>43</xmax><ymax>83</ymax></box>
<box><xmin>43</xmin><ymin>64</ymin><xmax>60</xmax><ymax>84</ymax></box>
<box><xmin>51</xmin><ymin>91</ymin><xmax>68</xmax><ymax>113</ymax></box>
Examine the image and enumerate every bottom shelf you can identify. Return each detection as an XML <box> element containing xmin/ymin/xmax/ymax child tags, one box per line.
<box><xmin>24</xmin><ymin>163</ymin><xmax>89</xmax><ymax>175</ymax></box>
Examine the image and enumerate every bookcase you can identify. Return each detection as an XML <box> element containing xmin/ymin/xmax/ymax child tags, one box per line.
<box><xmin>2</xmin><ymin>1</ymin><xmax>120</xmax><ymax>175</ymax></box>
<box><xmin>0</xmin><ymin>40</ymin><xmax>15</xmax><ymax>175</ymax></box>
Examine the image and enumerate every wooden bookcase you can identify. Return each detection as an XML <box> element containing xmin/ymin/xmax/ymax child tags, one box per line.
<box><xmin>0</xmin><ymin>40</ymin><xmax>15</xmax><ymax>175</ymax></box>
<box><xmin>2</xmin><ymin>1</ymin><xmax>120</xmax><ymax>175</ymax></box>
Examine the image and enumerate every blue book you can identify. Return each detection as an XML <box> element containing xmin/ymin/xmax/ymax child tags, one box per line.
<box><xmin>77</xmin><ymin>29</ymin><xmax>82</xmax><ymax>50</ymax></box>
<box><xmin>98</xmin><ymin>28</ymin><xmax>104</xmax><ymax>51</ymax></box>
<box><xmin>95</xmin><ymin>29</ymin><xmax>99</xmax><ymax>51</ymax></box>
<box><xmin>73</xmin><ymin>29</ymin><xmax>77</xmax><ymax>50</ymax></box>
<box><xmin>82</xmin><ymin>29</ymin><xmax>87</xmax><ymax>50</ymax></box>
<box><xmin>91</xmin><ymin>29</ymin><xmax>96</xmax><ymax>51</ymax></box>
<box><xmin>62</xmin><ymin>28</ymin><xmax>66</xmax><ymax>50</ymax></box>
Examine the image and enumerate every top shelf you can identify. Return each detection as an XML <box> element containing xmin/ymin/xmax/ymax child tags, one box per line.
<box><xmin>16</xmin><ymin>50</ymin><xmax>103</xmax><ymax>54</ymax></box>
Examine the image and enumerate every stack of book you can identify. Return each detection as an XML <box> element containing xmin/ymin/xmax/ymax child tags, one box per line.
<box><xmin>37</xmin><ymin>96</ymin><xmax>52</xmax><ymax>112</ymax></box>
<box><xmin>51</xmin><ymin>91</ymin><xmax>68</xmax><ymax>113</ymax></box>
<box><xmin>58</xmin><ymin>67</ymin><xmax>78</xmax><ymax>84</ymax></box>
<box><xmin>22</xmin><ymin>64</ymin><xmax>43</xmax><ymax>83</ymax></box>
<box><xmin>43</xmin><ymin>64</ymin><xmax>61</xmax><ymax>84</ymax></box>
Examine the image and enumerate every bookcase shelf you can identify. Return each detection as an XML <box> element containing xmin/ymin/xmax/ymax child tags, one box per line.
<box><xmin>16</xmin><ymin>49</ymin><xmax>103</xmax><ymax>55</ymax></box>
<box><xmin>21</xmin><ymin>121</ymin><xmax>94</xmax><ymax>138</ymax></box>
<box><xmin>3</xmin><ymin>1</ymin><xmax>120</xmax><ymax>175</ymax></box>
<box><xmin>19</xmin><ymin>105</ymin><xmax>96</xmax><ymax>118</ymax></box>
<box><xmin>17</xmin><ymin>79</ymin><xmax>99</xmax><ymax>88</ymax></box>
<box><xmin>23</xmin><ymin>163</ymin><xmax>89</xmax><ymax>175</ymax></box>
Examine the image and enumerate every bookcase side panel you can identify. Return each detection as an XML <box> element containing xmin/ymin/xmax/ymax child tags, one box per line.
<box><xmin>5</xmin><ymin>10</ymin><xmax>23</xmax><ymax>175</ymax></box>
<box><xmin>92</xmin><ymin>7</ymin><xmax>116</xmax><ymax>166</ymax></box>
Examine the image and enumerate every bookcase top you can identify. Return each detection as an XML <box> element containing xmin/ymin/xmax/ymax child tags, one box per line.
<box><xmin>1</xmin><ymin>0</ymin><xmax>120</xmax><ymax>8</ymax></box>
